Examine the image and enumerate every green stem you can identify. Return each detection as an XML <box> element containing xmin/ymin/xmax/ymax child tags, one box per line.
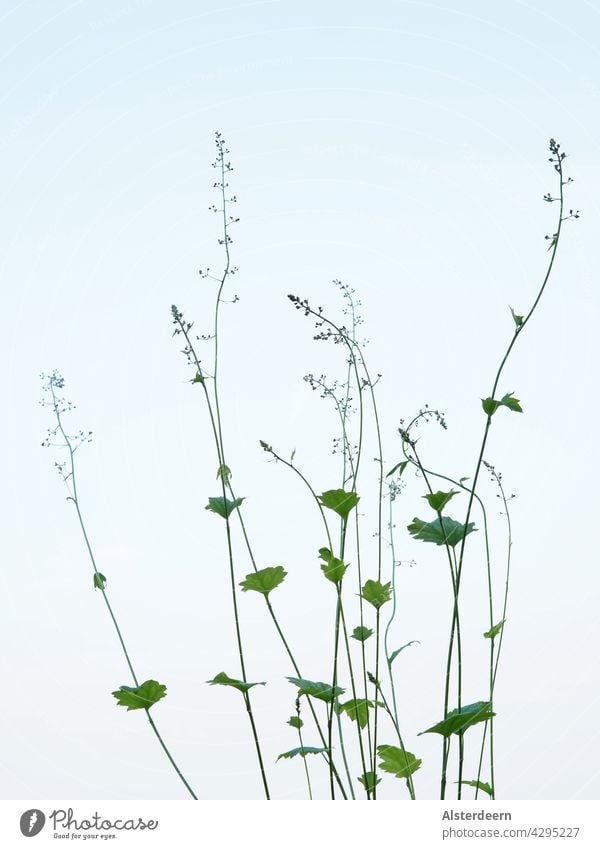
<box><xmin>46</xmin><ymin>378</ymin><xmax>198</xmax><ymax>800</ymax></box>
<box><xmin>384</xmin><ymin>492</ymin><xmax>416</xmax><ymax>799</ymax></box>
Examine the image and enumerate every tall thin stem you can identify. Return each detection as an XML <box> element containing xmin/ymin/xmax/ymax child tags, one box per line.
<box><xmin>43</xmin><ymin>374</ymin><xmax>198</xmax><ymax>800</ymax></box>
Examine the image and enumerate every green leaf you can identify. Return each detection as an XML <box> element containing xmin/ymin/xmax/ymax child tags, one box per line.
<box><xmin>287</xmin><ymin>716</ymin><xmax>303</xmax><ymax>729</ymax></box>
<box><xmin>337</xmin><ymin>698</ymin><xmax>374</xmax><ymax>729</ymax></box>
<box><xmin>483</xmin><ymin>619</ymin><xmax>505</xmax><ymax>640</ymax></box>
<box><xmin>205</xmin><ymin>496</ymin><xmax>244</xmax><ymax>519</ymax></box>
<box><xmin>423</xmin><ymin>490</ymin><xmax>458</xmax><ymax>512</ymax></box>
<box><xmin>388</xmin><ymin>640</ymin><xmax>419</xmax><ymax>665</ymax></box>
<box><xmin>216</xmin><ymin>464</ymin><xmax>231</xmax><ymax>483</ymax></box>
<box><xmin>321</xmin><ymin>557</ymin><xmax>347</xmax><ymax>583</ymax></box>
<box><xmin>318</xmin><ymin>489</ymin><xmax>359</xmax><ymax>522</ymax></box>
<box><xmin>510</xmin><ymin>306</ymin><xmax>524</xmax><ymax>328</ymax></box>
<box><xmin>317</xmin><ymin>547</ymin><xmax>347</xmax><ymax>583</ymax></box>
<box><xmin>207</xmin><ymin>671</ymin><xmax>266</xmax><ymax>693</ymax></box>
<box><xmin>351</xmin><ymin>626</ymin><xmax>374</xmax><ymax>642</ymax></box>
<box><xmin>482</xmin><ymin>392</ymin><xmax>523</xmax><ymax>417</ymax></box>
<box><xmin>277</xmin><ymin>746</ymin><xmax>327</xmax><ymax>761</ymax></box>
<box><xmin>386</xmin><ymin>460</ymin><xmax>409</xmax><ymax>479</ymax></box>
<box><xmin>482</xmin><ymin>397</ymin><xmax>500</xmax><ymax>416</ymax></box>
<box><xmin>192</xmin><ymin>372</ymin><xmax>205</xmax><ymax>384</ymax></box>
<box><xmin>93</xmin><ymin>572</ymin><xmax>107</xmax><ymax>590</ymax></box>
<box><xmin>239</xmin><ymin>566</ymin><xmax>287</xmax><ymax>596</ymax></box>
<box><xmin>377</xmin><ymin>745</ymin><xmax>422</xmax><ymax>779</ymax></box>
<box><xmin>407</xmin><ymin>516</ymin><xmax>476</xmax><ymax>547</ymax></box>
<box><xmin>360</xmin><ymin>579</ymin><xmax>391</xmax><ymax>609</ymax></box>
<box><xmin>420</xmin><ymin>701</ymin><xmax>494</xmax><ymax>737</ymax></box>
<box><xmin>499</xmin><ymin>392</ymin><xmax>523</xmax><ymax>413</ymax></box>
<box><xmin>287</xmin><ymin>677</ymin><xmax>344</xmax><ymax>703</ymax></box>
<box><xmin>112</xmin><ymin>679</ymin><xmax>167</xmax><ymax>711</ymax></box>
<box><xmin>456</xmin><ymin>779</ymin><xmax>494</xmax><ymax>797</ymax></box>
<box><xmin>358</xmin><ymin>771</ymin><xmax>381</xmax><ymax>793</ymax></box>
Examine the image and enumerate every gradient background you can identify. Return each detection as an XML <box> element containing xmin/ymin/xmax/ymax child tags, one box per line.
<box><xmin>1</xmin><ymin>0</ymin><xmax>599</xmax><ymax>800</ymax></box>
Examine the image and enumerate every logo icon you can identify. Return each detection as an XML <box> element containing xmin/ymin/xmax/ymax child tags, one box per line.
<box><xmin>19</xmin><ymin>809</ymin><xmax>46</xmax><ymax>837</ymax></box>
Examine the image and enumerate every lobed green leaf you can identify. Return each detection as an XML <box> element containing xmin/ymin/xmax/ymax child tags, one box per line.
<box><xmin>482</xmin><ymin>392</ymin><xmax>523</xmax><ymax>417</ymax></box>
<box><xmin>360</xmin><ymin>579</ymin><xmax>391</xmax><ymax>609</ymax></box>
<box><xmin>216</xmin><ymin>464</ymin><xmax>232</xmax><ymax>483</ymax></box>
<box><xmin>377</xmin><ymin>745</ymin><xmax>422</xmax><ymax>779</ymax></box>
<box><xmin>277</xmin><ymin>746</ymin><xmax>327</xmax><ymax>761</ymax></box>
<box><xmin>457</xmin><ymin>779</ymin><xmax>494</xmax><ymax>797</ymax></box>
<box><xmin>318</xmin><ymin>489</ymin><xmax>359</xmax><ymax>522</ymax></box>
<box><xmin>358</xmin><ymin>771</ymin><xmax>381</xmax><ymax>793</ymax></box>
<box><xmin>239</xmin><ymin>566</ymin><xmax>287</xmax><ymax>597</ymax></box>
<box><xmin>499</xmin><ymin>392</ymin><xmax>523</xmax><ymax>412</ymax></box>
<box><xmin>336</xmin><ymin>698</ymin><xmax>374</xmax><ymax>729</ymax></box>
<box><xmin>407</xmin><ymin>516</ymin><xmax>475</xmax><ymax>547</ymax></box>
<box><xmin>205</xmin><ymin>495</ymin><xmax>244</xmax><ymax>519</ymax></box>
<box><xmin>287</xmin><ymin>677</ymin><xmax>344</xmax><ymax>703</ymax></box>
<box><xmin>423</xmin><ymin>490</ymin><xmax>458</xmax><ymax>513</ymax></box>
<box><xmin>351</xmin><ymin>626</ymin><xmax>374</xmax><ymax>642</ymax></box>
<box><xmin>207</xmin><ymin>671</ymin><xmax>266</xmax><ymax>693</ymax></box>
<box><xmin>420</xmin><ymin>701</ymin><xmax>494</xmax><ymax>737</ymax></box>
<box><xmin>112</xmin><ymin>679</ymin><xmax>167</xmax><ymax>712</ymax></box>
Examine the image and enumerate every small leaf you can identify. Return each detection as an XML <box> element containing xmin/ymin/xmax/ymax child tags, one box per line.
<box><xmin>510</xmin><ymin>306</ymin><xmax>524</xmax><ymax>328</ymax></box>
<box><xmin>482</xmin><ymin>393</ymin><xmax>523</xmax><ymax>417</ymax></box>
<box><xmin>287</xmin><ymin>677</ymin><xmax>344</xmax><ymax>703</ymax></box>
<box><xmin>386</xmin><ymin>460</ymin><xmax>409</xmax><ymax>479</ymax></box>
<box><xmin>207</xmin><ymin>671</ymin><xmax>266</xmax><ymax>693</ymax></box>
<box><xmin>360</xmin><ymin>579</ymin><xmax>391</xmax><ymax>609</ymax></box>
<box><xmin>482</xmin><ymin>397</ymin><xmax>500</xmax><ymax>416</ymax></box>
<box><xmin>205</xmin><ymin>496</ymin><xmax>244</xmax><ymax>519</ymax></box>
<box><xmin>407</xmin><ymin>516</ymin><xmax>476</xmax><ymax>547</ymax></box>
<box><xmin>456</xmin><ymin>779</ymin><xmax>494</xmax><ymax>797</ymax></box>
<box><xmin>112</xmin><ymin>679</ymin><xmax>167</xmax><ymax>711</ymax></box>
<box><xmin>320</xmin><ymin>557</ymin><xmax>347</xmax><ymax>583</ymax></box>
<box><xmin>483</xmin><ymin>620</ymin><xmax>505</xmax><ymax>640</ymax></box>
<box><xmin>358</xmin><ymin>771</ymin><xmax>381</xmax><ymax>793</ymax></box>
<box><xmin>216</xmin><ymin>464</ymin><xmax>231</xmax><ymax>483</ymax></box>
<box><xmin>423</xmin><ymin>490</ymin><xmax>458</xmax><ymax>512</ymax></box>
<box><xmin>318</xmin><ymin>489</ymin><xmax>359</xmax><ymax>522</ymax></box>
<box><xmin>192</xmin><ymin>372</ymin><xmax>205</xmax><ymax>384</ymax></box>
<box><xmin>277</xmin><ymin>746</ymin><xmax>327</xmax><ymax>761</ymax></box>
<box><xmin>420</xmin><ymin>701</ymin><xmax>494</xmax><ymax>737</ymax></box>
<box><xmin>287</xmin><ymin>716</ymin><xmax>303</xmax><ymax>729</ymax></box>
<box><xmin>377</xmin><ymin>745</ymin><xmax>422</xmax><ymax>779</ymax></box>
<box><xmin>93</xmin><ymin>572</ymin><xmax>107</xmax><ymax>590</ymax></box>
<box><xmin>351</xmin><ymin>626</ymin><xmax>374</xmax><ymax>642</ymax></box>
<box><xmin>388</xmin><ymin>640</ymin><xmax>420</xmax><ymax>665</ymax></box>
<box><xmin>337</xmin><ymin>698</ymin><xmax>373</xmax><ymax>729</ymax></box>
<box><xmin>239</xmin><ymin>566</ymin><xmax>287</xmax><ymax>597</ymax></box>
<box><xmin>318</xmin><ymin>547</ymin><xmax>347</xmax><ymax>583</ymax></box>
<box><xmin>499</xmin><ymin>392</ymin><xmax>523</xmax><ymax>413</ymax></box>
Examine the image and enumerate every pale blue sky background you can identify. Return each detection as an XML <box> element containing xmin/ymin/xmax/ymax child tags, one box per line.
<box><xmin>1</xmin><ymin>0</ymin><xmax>599</xmax><ymax>800</ymax></box>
